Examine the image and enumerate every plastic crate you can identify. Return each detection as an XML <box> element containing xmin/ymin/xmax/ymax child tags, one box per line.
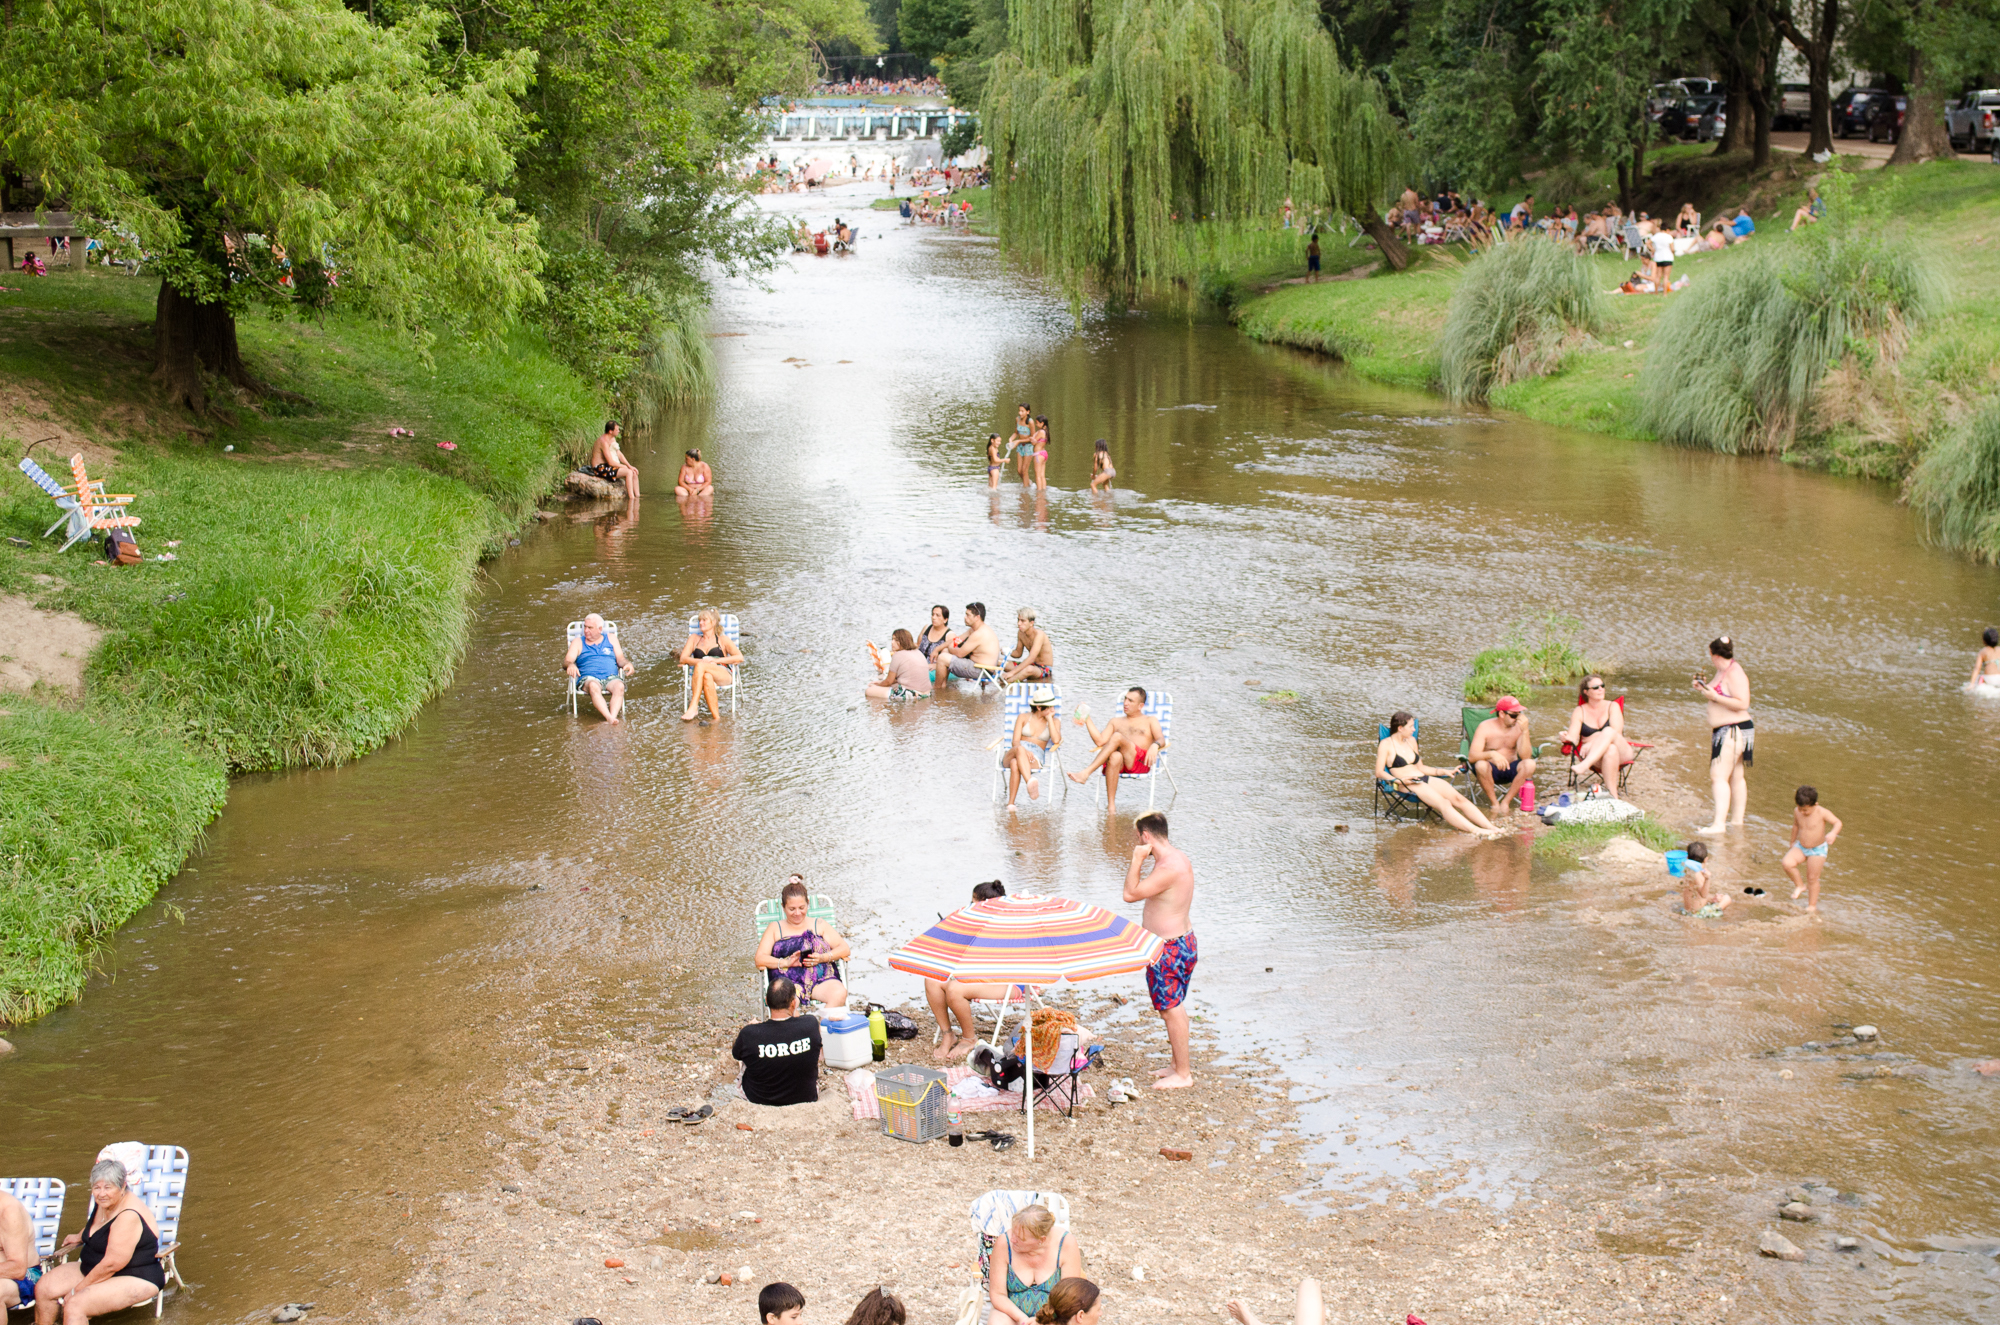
<box><xmin>874</xmin><ymin>1065</ymin><xmax>950</xmax><ymax>1143</ymax></box>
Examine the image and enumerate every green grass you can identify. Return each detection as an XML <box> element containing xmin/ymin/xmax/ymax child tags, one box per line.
<box><xmin>0</xmin><ymin>267</ymin><xmax>602</xmax><ymax>1021</ymax></box>
<box><xmin>1533</xmin><ymin>814</ymin><xmax>1682</xmax><ymax>860</ymax></box>
<box><xmin>1464</xmin><ymin>612</ymin><xmax>1590</xmax><ymax>702</ymax></box>
<box><xmin>1439</xmin><ymin>238</ymin><xmax>1603</xmax><ymax>403</ymax></box>
<box><xmin>1229</xmin><ymin>157</ymin><xmax>2000</xmax><ymax>505</ymax></box>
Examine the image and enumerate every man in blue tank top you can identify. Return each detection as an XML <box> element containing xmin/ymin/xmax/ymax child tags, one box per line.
<box><xmin>565</xmin><ymin>612</ymin><xmax>635</xmax><ymax>723</ymax></box>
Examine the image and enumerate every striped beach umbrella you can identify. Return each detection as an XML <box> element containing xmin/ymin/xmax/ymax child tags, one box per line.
<box><xmin>887</xmin><ymin>893</ymin><xmax>1165</xmax><ymax>985</ymax></box>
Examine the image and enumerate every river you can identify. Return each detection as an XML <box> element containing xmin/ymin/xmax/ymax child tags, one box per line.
<box><xmin>3</xmin><ymin>182</ymin><xmax>1996</xmax><ymax>1324</ymax></box>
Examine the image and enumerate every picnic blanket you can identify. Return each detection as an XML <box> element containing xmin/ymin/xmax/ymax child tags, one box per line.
<box><xmin>845</xmin><ymin>1066</ymin><xmax>1092</xmax><ymax>1120</ymax></box>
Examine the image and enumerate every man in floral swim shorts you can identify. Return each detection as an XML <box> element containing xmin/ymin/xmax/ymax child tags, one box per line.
<box><xmin>1125</xmin><ymin>811</ymin><xmax>1197</xmax><ymax>1089</ymax></box>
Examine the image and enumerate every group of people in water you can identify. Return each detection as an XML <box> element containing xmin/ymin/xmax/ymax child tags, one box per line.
<box><xmin>986</xmin><ymin>405</ymin><xmax>1116</xmax><ymax>494</ymax></box>
<box><xmin>0</xmin><ymin>1154</ymin><xmax>168</xmax><ymax>1323</ymax></box>
<box><xmin>581</xmin><ymin>420</ymin><xmax>713</xmax><ymax>505</ymax></box>
<box><xmin>1372</xmin><ymin>635</ymin><xmax>1855</xmax><ymax>914</ymax></box>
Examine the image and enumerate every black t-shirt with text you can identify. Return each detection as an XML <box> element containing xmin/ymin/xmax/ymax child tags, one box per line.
<box><xmin>731</xmin><ymin>1014</ymin><xmax>822</xmax><ymax>1106</ymax></box>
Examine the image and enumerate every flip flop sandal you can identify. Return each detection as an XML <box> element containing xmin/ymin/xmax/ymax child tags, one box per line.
<box><xmin>1744</xmin><ymin>887</ymin><xmax>1766</xmax><ymax>896</ymax></box>
<box><xmin>665</xmin><ymin>1106</ymin><xmax>690</xmax><ymax>1120</ymax></box>
<box><xmin>681</xmin><ymin>1104</ymin><xmax>714</xmax><ymax>1126</ymax></box>
<box><xmin>986</xmin><ymin>1132</ymin><xmax>1016</xmax><ymax>1151</ymax></box>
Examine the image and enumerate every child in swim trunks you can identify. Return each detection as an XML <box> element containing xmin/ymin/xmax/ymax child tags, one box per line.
<box><xmin>1783</xmin><ymin>785</ymin><xmax>1842</xmax><ymax>913</ymax></box>
<box><xmin>1677</xmin><ymin>841</ymin><xmax>1728</xmax><ymax>917</ymax></box>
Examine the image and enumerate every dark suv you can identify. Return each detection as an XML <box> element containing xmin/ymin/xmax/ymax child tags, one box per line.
<box><xmin>1835</xmin><ymin>88</ymin><xmax>1890</xmax><ymax>138</ymax></box>
<box><xmin>1866</xmin><ymin>95</ymin><xmax>1908</xmax><ymax>143</ymax></box>
<box><xmin>1661</xmin><ymin>95</ymin><xmax>1727</xmax><ymax>142</ymax></box>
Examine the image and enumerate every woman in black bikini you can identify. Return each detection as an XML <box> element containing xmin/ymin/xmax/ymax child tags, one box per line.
<box><xmin>32</xmin><ymin>1159</ymin><xmax>166</xmax><ymax>1322</ymax></box>
<box><xmin>680</xmin><ymin>608</ymin><xmax>743</xmax><ymax>721</ymax></box>
<box><xmin>1375</xmin><ymin>710</ymin><xmax>1501</xmax><ymax>836</ymax></box>
<box><xmin>917</xmin><ymin>604</ymin><xmax>952</xmax><ymax>664</ymax></box>
<box><xmin>1560</xmin><ymin>674</ymin><xmax>1633</xmax><ymax>790</ymax></box>
<box><xmin>1694</xmin><ymin>636</ymin><xmax>1752</xmax><ymax>833</ymax></box>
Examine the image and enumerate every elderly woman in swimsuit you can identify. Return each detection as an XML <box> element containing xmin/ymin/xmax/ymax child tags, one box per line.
<box><xmin>680</xmin><ymin>607</ymin><xmax>743</xmax><ymax>721</ymax></box>
<box><xmin>989</xmin><ymin>1205</ymin><xmax>1085</xmax><ymax>1325</ymax></box>
<box><xmin>1694</xmin><ymin>636</ymin><xmax>1752</xmax><ymax>833</ymax></box>
<box><xmin>1560</xmin><ymin>674</ymin><xmax>1633</xmax><ymax>790</ymax></box>
<box><xmin>675</xmin><ymin>449</ymin><xmax>713</xmax><ymax>498</ymax></box>
<box><xmin>755</xmin><ymin>875</ymin><xmax>850</xmax><ymax>1008</ymax></box>
<box><xmin>1375</xmin><ymin>710</ymin><xmax>1502</xmax><ymax>836</ymax></box>
<box><xmin>31</xmin><ymin>1159</ymin><xmax>167</xmax><ymax>1324</ymax></box>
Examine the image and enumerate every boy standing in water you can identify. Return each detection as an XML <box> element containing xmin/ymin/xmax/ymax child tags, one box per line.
<box><xmin>1783</xmin><ymin>786</ymin><xmax>1843</xmax><ymax>913</ymax></box>
<box><xmin>1126</xmin><ymin>811</ymin><xmax>1196</xmax><ymax>1089</ymax></box>
<box><xmin>1677</xmin><ymin>841</ymin><xmax>1727</xmax><ymax>916</ymax></box>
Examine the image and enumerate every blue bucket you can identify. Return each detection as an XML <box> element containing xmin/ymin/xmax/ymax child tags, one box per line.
<box><xmin>1664</xmin><ymin>850</ymin><xmax>1688</xmax><ymax>878</ymax></box>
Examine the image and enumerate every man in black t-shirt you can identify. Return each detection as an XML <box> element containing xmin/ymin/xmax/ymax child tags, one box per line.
<box><xmin>732</xmin><ymin>976</ymin><xmax>822</xmax><ymax>1106</ymax></box>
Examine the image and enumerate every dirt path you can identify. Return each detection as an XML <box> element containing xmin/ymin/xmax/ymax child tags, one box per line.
<box><xmin>0</xmin><ymin>592</ymin><xmax>100</xmax><ymax>695</ymax></box>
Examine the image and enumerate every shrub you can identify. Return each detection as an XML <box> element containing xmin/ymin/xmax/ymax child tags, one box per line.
<box><xmin>1639</xmin><ymin>176</ymin><xmax>1938</xmax><ymax>452</ymax></box>
<box><xmin>628</xmin><ymin>300</ymin><xmax>715</xmax><ymax>414</ymax></box>
<box><xmin>1439</xmin><ymin>236</ymin><xmax>1602</xmax><ymax>402</ymax></box>
<box><xmin>1910</xmin><ymin>393</ymin><xmax>2000</xmax><ymax>561</ymax></box>
<box><xmin>1464</xmin><ymin>612</ymin><xmax>1589</xmax><ymax>701</ymax></box>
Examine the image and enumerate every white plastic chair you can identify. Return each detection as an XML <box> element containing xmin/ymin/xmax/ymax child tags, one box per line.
<box><xmin>990</xmin><ymin>684</ymin><xmax>1066</xmax><ymax>803</ymax></box>
<box><xmin>62</xmin><ymin>1144</ymin><xmax>187</xmax><ymax>1317</ymax></box>
<box><xmin>1</xmin><ymin>1176</ymin><xmax>64</xmax><ymax>1310</ymax></box>
<box><xmin>969</xmin><ymin>1189</ymin><xmax>1074</xmax><ymax>1319</ymax></box>
<box><xmin>562</xmin><ymin>619</ymin><xmax>622</xmax><ymax>716</ymax></box>
<box><xmin>1083</xmin><ymin>690</ymin><xmax>1178</xmax><ymax>810</ymax></box>
<box><xmin>681</xmin><ymin>613</ymin><xmax>745</xmax><ymax>715</ymax></box>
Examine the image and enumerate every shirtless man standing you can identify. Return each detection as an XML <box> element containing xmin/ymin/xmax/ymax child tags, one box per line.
<box><xmin>586</xmin><ymin>421</ymin><xmax>640</xmax><ymax>502</ymax></box>
<box><xmin>934</xmin><ymin>602</ymin><xmax>1001</xmax><ymax>687</ymax></box>
<box><xmin>1067</xmin><ymin>687</ymin><xmax>1164</xmax><ymax>814</ymax></box>
<box><xmin>1126</xmin><ymin>811</ymin><xmax>1195</xmax><ymax>1089</ymax></box>
<box><xmin>0</xmin><ymin>1187</ymin><xmax>37</xmax><ymax>1311</ymax></box>
<box><xmin>1002</xmin><ymin>607</ymin><xmax>1055</xmax><ymax>684</ymax></box>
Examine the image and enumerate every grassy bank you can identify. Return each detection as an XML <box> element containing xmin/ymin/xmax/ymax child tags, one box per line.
<box><xmin>0</xmin><ymin>268</ymin><xmax>601</xmax><ymax>1021</ymax></box>
<box><xmin>1233</xmin><ymin>157</ymin><xmax>2000</xmax><ymax>494</ymax></box>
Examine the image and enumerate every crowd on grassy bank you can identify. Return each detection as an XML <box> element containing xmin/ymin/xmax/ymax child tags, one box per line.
<box><xmin>0</xmin><ymin>267</ymin><xmax>601</xmax><ymax>1022</ymax></box>
<box><xmin>1229</xmin><ymin>156</ymin><xmax>2000</xmax><ymax>561</ymax></box>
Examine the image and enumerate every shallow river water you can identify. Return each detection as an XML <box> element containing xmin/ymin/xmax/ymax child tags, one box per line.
<box><xmin>4</xmin><ymin>184</ymin><xmax>1998</xmax><ymax>1324</ymax></box>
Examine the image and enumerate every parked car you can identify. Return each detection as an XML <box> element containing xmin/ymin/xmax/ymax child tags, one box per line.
<box><xmin>1774</xmin><ymin>83</ymin><xmax>1813</xmax><ymax>131</ymax></box>
<box><xmin>1946</xmin><ymin>89</ymin><xmax>2000</xmax><ymax>152</ymax></box>
<box><xmin>1866</xmin><ymin>94</ymin><xmax>1908</xmax><ymax>143</ymax></box>
<box><xmin>1660</xmin><ymin>95</ymin><xmax>1727</xmax><ymax>142</ymax></box>
<box><xmin>1834</xmin><ymin>88</ymin><xmax>1889</xmax><ymax>138</ymax></box>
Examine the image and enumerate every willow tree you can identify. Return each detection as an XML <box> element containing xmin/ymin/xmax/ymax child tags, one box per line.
<box><xmin>981</xmin><ymin>0</ymin><xmax>1412</xmax><ymax>306</ymax></box>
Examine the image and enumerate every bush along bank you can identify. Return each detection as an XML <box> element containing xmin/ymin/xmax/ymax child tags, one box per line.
<box><xmin>1231</xmin><ymin>158</ymin><xmax>2000</xmax><ymax>558</ymax></box>
<box><xmin>0</xmin><ymin>268</ymin><xmax>603</xmax><ymax>1022</ymax></box>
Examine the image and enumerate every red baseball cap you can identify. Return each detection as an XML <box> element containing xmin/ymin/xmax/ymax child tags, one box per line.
<box><xmin>1494</xmin><ymin>696</ymin><xmax>1523</xmax><ymax>714</ymax></box>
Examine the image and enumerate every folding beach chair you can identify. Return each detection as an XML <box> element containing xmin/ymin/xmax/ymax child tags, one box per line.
<box><xmin>1583</xmin><ymin>230</ymin><xmax>1621</xmax><ymax>255</ymax></box>
<box><xmin>969</xmin><ymin>1189</ymin><xmax>1073</xmax><ymax>1299</ymax></box>
<box><xmin>751</xmin><ymin>893</ymin><xmax>846</xmax><ymax>1008</ymax></box>
<box><xmin>1620</xmin><ymin>223</ymin><xmax>1645</xmax><ymax>259</ymax></box>
<box><xmin>681</xmin><ymin>613</ymin><xmax>745</xmax><ymax>715</ymax></box>
<box><xmin>57</xmin><ymin>1144</ymin><xmax>187</xmax><ymax>1317</ymax></box>
<box><xmin>1083</xmin><ymin>691</ymin><xmax>1176</xmax><ymax>810</ymax></box>
<box><xmin>0</xmin><ymin>1176</ymin><xmax>64</xmax><ymax>1305</ymax></box>
<box><xmin>66</xmin><ymin>454</ymin><xmax>138</xmax><ymax>552</ymax></box>
<box><xmin>990</xmin><ymin>684</ymin><xmax>1066</xmax><ymax>804</ymax></box>
<box><xmin>1547</xmin><ymin>694</ymin><xmax>1653</xmax><ymax>795</ymax></box>
<box><xmin>1373</xmin><ymin>717</ymin><xmax>1436</xmax><ymax>823</ymax></box>
<box><xmin>16</xmin><ymin>457</ymin><xmax>138</xmax><ymax>554</ymax></box>
<box><xmin>562</xmin><ymin>619</ymin><xmax>621</xmax><ymax>716</ymax></box>
<box><xmin>1028</xmin><ymin>1029</ymin><xmax>1103</xmax><ymax>1118</ymax></box>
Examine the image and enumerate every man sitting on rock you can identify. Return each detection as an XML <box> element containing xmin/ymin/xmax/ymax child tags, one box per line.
<box><xmin>1468</xmin><ymin>696</ymin><xmax>1537</xmax><ymax>813</ymax></box>
<box><xmin>731</xmin><ymin>976</ymin><xmax>822</xmax><ymax>1107</ymax></box>
<box><xmin>564</xmin><ymin>612</ymin><xmax>636</xmax><ymax>724</ymax></box>
<box><xmin>584</xmin><ymin>420</ymin><xmax>639</xmax><ymax>502</ymax></box>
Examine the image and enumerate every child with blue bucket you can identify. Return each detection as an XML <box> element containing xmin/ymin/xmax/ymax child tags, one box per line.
<box><xmin>1668</xmin><ymin>841</ymin><xmax>1728</xmax><ymax>918</ymax></box>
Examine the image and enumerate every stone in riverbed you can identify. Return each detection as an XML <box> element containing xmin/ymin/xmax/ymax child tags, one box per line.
<box><xmin>0</xmin><ymin>1037</ymin><xmax>12</xmax><ymax>1056</ymax></box>
<box><xmin>1836</xmin><ymin>1237</ymin><xmax>1860</xmax><ymax>1252</ymax></box>
<box><xmin>1779</xmin><ymin>1203</ymin><xmax>1818</xmax><ymax>1222</ymax></box>
<box><xmin>1759</xmin><ymin>1231</ymin><xmax>1806</xmax><ymax>1261</ymax></box>
<box><xmin>564</xmin><ymin>471</ymin><xmax>626</xmax><ymax>502</ymax></box>
<box><xmin>1852</xmin><ymin>1025</ymin><xmax>1879</xmax><ymax>1041</ymax></box>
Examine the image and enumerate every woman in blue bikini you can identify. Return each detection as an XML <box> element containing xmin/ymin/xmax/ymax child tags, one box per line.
<box><xmin>1013</xmin><ymin>404</ymin><xmax>1034</xmax><ymax>482</ymax></box>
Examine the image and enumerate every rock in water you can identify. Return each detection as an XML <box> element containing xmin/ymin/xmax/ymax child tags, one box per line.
<box><xmin>1852</xmin><ymin>1025</ymin><xmax>1879</xmax><ymax>1041</ymax></box>
<box><xmin>1759</xmin><ymin>1231</ymin><xmax>1806</xmax><ymax>1261</ymax></box>
<box><xmin>564</xmin><ymin>470</ymin><xmax>626</xmax><ymax>502</ymax></box>
<box><xmin>272</xmin><ymin>1309</ymin><xmax>304</xmax><ymax>1323</ymax></box>
<box><xmin>1836</xmin><ymin>1237</ymin><xmax>1860</xmax><ymax>1252</ymax></box>
<box><xmin>0</xmin><ymin>1037</ymin><xmax>13</xmax><ymax>1056</ymax></box>
<box><xmin>1779</xmin><ymin>1203</ymin><xmax>1817</xmax><ymax>1222</ymax></box>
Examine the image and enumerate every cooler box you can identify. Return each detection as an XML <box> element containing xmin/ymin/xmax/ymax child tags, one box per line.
<box><xmin>823</xmin><ymin>1014</ymin><xmax>872</xmax><ymax>1070</ymax></box>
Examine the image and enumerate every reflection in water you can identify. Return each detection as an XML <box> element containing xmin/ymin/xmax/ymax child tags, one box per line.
<box><xmin>1</xmin><ymin>183</ymin><xmax>1996</xmax><ymax>1325</ymax></box>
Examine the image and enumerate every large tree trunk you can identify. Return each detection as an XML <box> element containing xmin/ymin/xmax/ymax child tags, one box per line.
<box><xmin>1355</xmin><ymin>212</ymin><xmax>1410</xmax><ymax>271</ymax></box>
<box><xmin>1779</xmin><ymin>0</ymin><xmax>1840</xmax><ymax>156</ymax></box>
<box><xmin>1890</xmin><ymin>44</ymin><xmax>1954</xmax><ymax>163</ymax></box>
<box><xmin>152</xmin><ymin>281</ymin><xmax>273</xmax><ymax>416</ymax></box>
<box><xmin>1719</xmin><ymin>73</ymin><xmax>1749</xmax><ymax>153</ymax></box>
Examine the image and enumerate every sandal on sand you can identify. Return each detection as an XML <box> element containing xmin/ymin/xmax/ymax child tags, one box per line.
<box><xmin>681</xmin><ymin>1104</ymin><xmax>714</xmax><ymax>1126</ymax></box>
<box><xmin>666</xmin><ymin>1106</ymin><xmax>690</xmax><ymax>1120</ymax></box>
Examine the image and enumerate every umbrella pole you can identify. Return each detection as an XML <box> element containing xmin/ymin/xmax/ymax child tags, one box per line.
<box><xmin>1024</xmin><ymin>1008</ymin><xmax>1035</xmax><ymax>1160</ymax></box>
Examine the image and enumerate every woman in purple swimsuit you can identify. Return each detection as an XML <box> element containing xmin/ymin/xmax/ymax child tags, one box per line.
<box><xmin>755</xmin><ymin>876</ymin><xmax>851</xmax><ymax>1008</ymax></box>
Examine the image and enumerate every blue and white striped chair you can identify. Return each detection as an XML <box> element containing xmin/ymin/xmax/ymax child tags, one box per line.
<box><xmin>990</xmin><ymin>683</ymin><xmax>1066</xmax><ymax>804</ymax></box>
<box><xmin>1</xmin><ymin>1176</ymin><xmax>63</xmax><ymax>1308</ymax></box>
<box><xmin>681</xmin><ymin>613</ymin><xmax>745</xmax><ymax>715</ymax></box>
<box><xmin>562</xmin><ymin>619</ymin><xmax>622</xmax><ymax>716</ymax></box>
<box><xmin>1086</xmin><ymin>690</ymin><xmax>1177</xmax><ymax>810</ymax></box>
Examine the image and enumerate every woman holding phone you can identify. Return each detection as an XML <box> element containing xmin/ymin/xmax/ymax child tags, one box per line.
<box><xmin>1694</xmin><ymin>636</ymin><xmax>1752</xmax><ymax>834</ymax></box>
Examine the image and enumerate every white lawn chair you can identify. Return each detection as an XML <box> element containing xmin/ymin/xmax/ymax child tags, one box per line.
<box><xmin>17</xmin><ymin>457</ymin><xmax>138</xmax><ymax>554</ymax></box>
<box><xmin>562</xmin><ymin>619</ymin><xmax>621</xmax><ymax>716</ymax></box>
<box><xmin>990</xmin><ymin>684</ymin><xmax>1067</xmax><ymax>804</ymax></box>
<box><xmin>1620</xmin><ymin>223</ymin><xmax>1645</xmax><ymax>259</ymax></box>
<box><xmin>60</xmin><ymin>1145</ymin><xmax>187</xmax><ymax>1317</ymax></box>
<box><xmin>1</xmin><ymin>1177</ymin><xmax>64</xmax><ymax>1305</ymax></box>
<box><xmin>1081</xmin><ymin>690</ymin><xmax>1178</xmax><ymax>810</ymax></box>
<box><xmin>968</xmin><ymin>1189</ymin><xmax>1074</xmax><ymax>1316</ymax></box>
<box><xmin>681</xmin><ymin>613</ymin><xmax>745</xmax><ymax>715</ymax></box>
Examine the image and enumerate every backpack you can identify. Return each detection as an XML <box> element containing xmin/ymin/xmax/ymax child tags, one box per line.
<box><xmin>103</xmin><ymin>529</ymin><xmax>141</xmax><ymax>566</ymax></box>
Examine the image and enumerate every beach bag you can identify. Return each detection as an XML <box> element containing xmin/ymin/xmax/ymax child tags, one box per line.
<box><xmin>104</xmin><ymin>530</ymin><xmax>141</xmax><ymax>566</ymax></box>
<box><xmin>880</xmin><ymin>1009</ymin><xmax>921</xmax><ymax>1040</ymax></box>
<box><xmin>1008</xmin><ymin>1007</ymin><xmax>1078</xmax><ymax>1065</ymax></box>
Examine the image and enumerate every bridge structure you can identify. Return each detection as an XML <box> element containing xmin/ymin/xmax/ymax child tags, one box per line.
<box><xmin>761</xmin><ymin>101</ymin><xmax>969</xmax><ymax>142</ymax></box>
